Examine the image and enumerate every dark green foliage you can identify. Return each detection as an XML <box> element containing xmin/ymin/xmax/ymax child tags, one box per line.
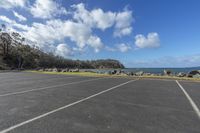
<box><xmin>0</xmin><ymin>30</ymin><xmax>124</xmax><ymax>70</ymax></box>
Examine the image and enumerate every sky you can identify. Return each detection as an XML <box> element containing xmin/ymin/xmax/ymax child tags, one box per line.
<box><xmin>0</xmin><ymin>0</ymin><xmax>200</xmax><ymax>68</ymax></box>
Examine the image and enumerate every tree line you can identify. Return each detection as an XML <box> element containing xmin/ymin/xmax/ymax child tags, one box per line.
<box><xmin>0</xmin><ymin>24</ymin><xmax>124</xmax><ymax>70</ymax></box>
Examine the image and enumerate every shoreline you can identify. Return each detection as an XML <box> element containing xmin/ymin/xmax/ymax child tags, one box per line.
<box><xmin>26</xmin><ymin>71</ymin><xmax>200</xmax><ymax>82</ymax></box>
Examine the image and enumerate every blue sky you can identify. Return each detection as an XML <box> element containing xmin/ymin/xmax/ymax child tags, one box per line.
<box><xmin>0</xmin><ymin>0</ymin><xmax>200</xmax><ymax>68</ymax></box>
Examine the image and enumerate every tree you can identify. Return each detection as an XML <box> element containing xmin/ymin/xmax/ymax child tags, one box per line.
<box><xmin>0</xmin><ymin>32</ymin><xmax>12</xmax><ymax>57</ymax></box>
<box><xmin>0</xmin><ymin>27</ymin><xmax>125</xmax><ymax>70</ymax></box>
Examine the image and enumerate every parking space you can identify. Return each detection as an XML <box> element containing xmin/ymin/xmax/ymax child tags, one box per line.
<box><xmin>0</xmin><ymin>72</ymin><xmax>199</xmax><ymax>133</ymax></box>
<box><xmin>179</xmin><ymin>81</ymin><xmax>200</xmax><ymax>108</ymax></box>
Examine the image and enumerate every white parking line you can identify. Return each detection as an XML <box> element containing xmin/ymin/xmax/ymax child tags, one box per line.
<box><xmin>176</xmin><ymin>80</ymin><xmax>200</xmax><ymax>119</ymax></box>
<box><xmin>0</xmin><ymin>79</ymin><xmax>137</xmax><ymax>133</ymax></box>
<box><xmin>0</xmin><ymin>77</ymin><xmax>105</xmax><ymax>97</ymax></box>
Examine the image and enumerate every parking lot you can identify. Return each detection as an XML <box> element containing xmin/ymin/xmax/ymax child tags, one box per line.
<box><xmin>0</xmin><ymin>72</ymin><xmax>199</xmax><ymax>133</ymax></box>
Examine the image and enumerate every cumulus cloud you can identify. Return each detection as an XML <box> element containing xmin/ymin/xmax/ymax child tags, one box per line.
<box><xmin>87</xmin><ymin>36</ymin><xmax>103</xmax><ymax>52</ymax></box>
<box><xmin>55</xmin><ymin>44</ymin><xmax>73</xmax><ymax>57</ymax></box>
<box><xmin>91</xmin><ymin>9</ymin><xmax>116</xmax><ymax>30</ymax></box>
<box><xmin>0</xmin><ymin>16</ymin><xmax>14</xmax><ymax>23</ymax></box>
<box><xmin>62</xmin><ymin>20</ymin><xmax>92</xmax><ymax>48</ymax></box>
<box><xmin>117</xmin><ymin>43</ymin><xmax>131</xmax><ymax>52</ymax></box>
<box><xmin>0</xmin><ymin>0</ymin><xmax>27</xmax><ymax>9</ymax></box>
<box><xmin>19</xmin><ymin>19</ymin><xmax>103</xmax><ymax>53</ymax></box>
<box><xmin>72</xmin><ymin>3</ymin><xmax>116</xmax><ymax>30</ymax></box>
<box><xmin>135</xmin><ymin>32</ymin><xmax>160</xmax><ymax>48</ymax></box>
<box><xmin>12</xmin><ymin>23</ymin><xmax>30</xmax><ymax>31</ymax></box>
<box><xmin>13</xmin><ymin>11</ymin><xmax>27</xmax><ymax>21</ymax></box>
<box><xmin>30</xmin><ymin>0</ymin><xmax>67</xmax><ymax>19</ymax></box>
<box><xmin>0</xmin><ymin>15</ymin><xmax>29</xmax><ymax>31</ymax></box>
<box><xmin>0</xmin><ymin>2</ymin><xmax>134</xmax><ymax>56</ymax></box>
<box><xmin>114</xmin><ymin>10</ymin><xmax>133</xmax><ymax>37</ymax></box>
<box><xmin>72</xmin><ymin>3</ymin><xmax>133</xmax><ymax>36</ymax></box>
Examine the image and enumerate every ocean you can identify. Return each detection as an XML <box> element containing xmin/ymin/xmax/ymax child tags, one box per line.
<box><xmin>82</xmin><ymin>67</ymin><xmax>200</xmax><ymax>74</ymax></box>
<box><xmin>123</xmin><ymin>67</ymin><xmax>200</xmax><ymax>74</ymax></box>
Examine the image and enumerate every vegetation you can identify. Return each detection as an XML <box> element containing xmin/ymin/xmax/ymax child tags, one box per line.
<box><xmin>27</xmin><ymin>70</ymin><xmax>109</xmax><ymax>77</ymax></box>
<box><xmin>28</xmin><ymin>70</ymin><xmax>200</xmax><ymax>82</ymax></box>
<box><xmin>0</xmin><ymin>24</ymin><xmax>124</xmax><ymax>70</ymax></box>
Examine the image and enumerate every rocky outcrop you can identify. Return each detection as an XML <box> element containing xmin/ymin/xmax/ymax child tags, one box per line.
<box><xmin>135</xmin><ymin>71</ymin><xmax>144</xmax><ymax>76</ymax></box>
<box><xmin>164</xmin><ymin>69</ymin><xmax>172</xmax><ymax>76</ymax></box>
<box><xmin>177</xmin><ymin>72</ymin><xmax>186</xmax><ymax>77</ymax></box>
<box><xmin>188</xmin><ymin>70</ymin><xmax>200</xmax><ymax>78</ymax></box>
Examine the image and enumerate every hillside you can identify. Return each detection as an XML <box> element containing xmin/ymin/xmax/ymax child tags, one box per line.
<box><xmin>0</xmin><ymin>30</ymin><xmax>124</xmax><ymax>70</ymax></box>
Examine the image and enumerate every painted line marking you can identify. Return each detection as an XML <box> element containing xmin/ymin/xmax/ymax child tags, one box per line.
<box><xmin>0</xmin><ymin>79</ymin><xmax>137</xmax><ymax>133</ymax></box>
<box><xmin>0</xmin><ymin>77</ymin><xmax>105</xmax><ymax>97</ymax></box>
<box><xmin>176</xmin><ymin>80</ymin><xmax>200</xmax><ymax>119</ymax></box>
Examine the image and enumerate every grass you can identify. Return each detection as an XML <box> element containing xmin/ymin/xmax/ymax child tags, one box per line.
<box><xmin>139</xmin><ymin>75</ymin><xmax>200</xmax><ymax>82</ymax></box>
<box><xmin>27</xmin><ymin>70</ymin><xmax>200</xmax><ymax>82</ymax></box>
<box><xmin>27</xmin><ymin>70</ymin><xmax>109</xmax><ymax>77</ymax></box>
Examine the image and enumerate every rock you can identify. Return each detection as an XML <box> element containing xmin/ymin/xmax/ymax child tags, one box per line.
<box><xmin>112</xmin><ymin>70</ymin><xmax>117</xmax><ymax>74</ymax></box>
<box><xmin>52</xmin><ymin>68</ymin><xmax>61</xmax><ymax>72</ymax></box>
<box><xmin>69</xmin><ymin>68</ymin><xmax>79</xmax><ymax>72</ymax></box>
<box><xmin>62</xmin><ymin>68</ymin><xmax>69</xmax><ymax>72</ymax></box>
<box><xmin>135</xmin><ymin>71</ymin><xmax>144</xmax><ymax>76</ymax></box>
<box><xmin>45</xmin><ymin>68</ymin><xmax>52</xmax><ymax>72</ymax></box>
<box><xmin>36</xmin><ymin>68</ymin><xmax>44</xmax><ymax>71</ymax></box>
<box><xmin>144</xmin><ymin>73</ymin><xmax>151</xmax><ymax>76</ymax></box>
<box><xmin>177</xmin><ymin>72</ymin><xmax>186</xmax><ymax>77</ymax></box>
<box><xmin>57</xmin><ymin>68</ymin><xmax>62</xmax><ymax>72</ymax></box>
<box><xmin>193</xmin><ymin>74</ymin><xmax>200</xmax><ymax>78</ymax></box>
<box><xmin>188</xmin><ymin>70</ymin><xmax>200</xmax><ymax>78</ymax></box>
<box><xmin>116</xmin><ymin>70</ymin><xmax>122</xmax><ymax>75</ymax></box>
<box><xmin>127</xmin><ymin>72</ymin><xmax>134</xmax><ymax>76</ymax></box>
<box><xmin>52</xmin><ymin>68</ymin><xmax>58</xmax><ymax>72</ymax></box>
<box><xmin>164</xmin><ymin>69</ymin><xmax>172</xmax><ymax>76</ymax></box>
<box><xmin>150</xmin><ymin>73</ymin><xmax>156</xmax><ymax>76</ymax></box>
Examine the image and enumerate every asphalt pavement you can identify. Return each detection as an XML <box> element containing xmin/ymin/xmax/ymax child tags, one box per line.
<box><xmin>0</xmin><ymin>72</ymin><xmax>199</xmax><ymax>133</ymax></box>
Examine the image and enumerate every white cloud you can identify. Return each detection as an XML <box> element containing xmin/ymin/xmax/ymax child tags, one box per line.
<box><xmin>0</xmin><ymin>3</ymin><xmax>134</xmax><ymax>56</ymax></box>
<box><xmin>72</xmin><ymin>3</ymin><xmax>116</xmax><ymax>31</ymax></box>
<box><xmin>117</xmin><ymin>43</ymin><xmax>131</xmax><ymax>52</ymax></box>
<box><xmin>12</xmin><ymin>23</ymin><xmax>29</xmax><ymax>31</ymax></box>
<box><xmin>22</xmin><ymin>20</ymin><xmax>64</xmax><ymax>47</ymax></box>
<box><xmin>0</xmin><ymin>15</ymin><xmax>29</xmax><ymax>31</ymax></box>
<box><xmin>62</xmin><ymin>20</ymin><xmax>92</xmax><ymax>48</ymax></box>
<box><xmin>13</xmin><ymin>11</ymin><xmax>27</xmax><ymax>22</ymax></box>
<box><xmin>106</xmin><ymin>43</ymin><xmax>131</xmax><ymax>53</ymax></box>
<box><xmin>56</xmin><ymin>43</ymin><xmax>73</xmax><ymax>57</ymax></box>
<box><xmin>114</xmin><ymin>10</ymin><xmax>133</xmax><ymax>37</ymax></box>
<box><xmin>72</xmin><ymin>3</ymin><xmax>133</xmax><ymax>36</ymax></box>
<box><xmin>87</xmin><ymin>36</ymin><xmax>103</xmax><ymax>52</ymax></box>
<box><xmin>0</xmin><ymin>16</ymin><xmax>14</xmax><ymax>23</ymax></box>
<box><xmin>20</xmin><ymin>19</ymin><xmax>103</xmax><ymax>53</ymax></box>
<box><xmin>0</xmin><ymin>0</ymin><xmax>27</xmax><ymax>9</ymax></box>
<box><xmin>91</xmin><ymin>9</ymin><xmax>116</xmax><ymax>30</ymax></box>
<box><xmin>30</xmin><ymin>0</ymin><xmax>67</xmax><ymax>19</ymax></box>
<box><xmin>135</xmin><ymin>32</ymin><xmax>160</xmax><ymax>48</ymax></box>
